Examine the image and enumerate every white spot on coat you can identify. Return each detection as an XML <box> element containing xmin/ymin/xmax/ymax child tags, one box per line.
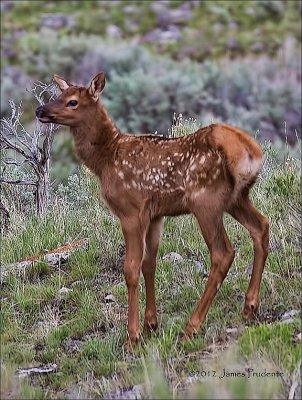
<box><xmin>117</xmin><ymin>171</ymin><xmax>124</xmax><ymax>179</ymax></box>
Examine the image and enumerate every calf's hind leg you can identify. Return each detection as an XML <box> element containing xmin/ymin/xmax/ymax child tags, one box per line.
<box><xmin>229</xmin><ymin>196</ymin><xmax>269</xmax><ymax>319</ymax></box>
<box><xmin>184</xmin><ymin>211</ymin><xmax>235</xmax><ymax>339</ymax></box>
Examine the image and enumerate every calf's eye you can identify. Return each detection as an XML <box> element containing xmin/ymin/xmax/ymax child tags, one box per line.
<box><xmin>67</xmin><ymin>100</ymin><xmax>78</xmax><ymax>107</ymax></box>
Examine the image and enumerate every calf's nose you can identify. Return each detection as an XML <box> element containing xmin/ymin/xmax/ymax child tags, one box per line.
<box><xmin>35</xmin><ymin>106</ymin><xmax>45</xmax><ymax>118</ymax></box>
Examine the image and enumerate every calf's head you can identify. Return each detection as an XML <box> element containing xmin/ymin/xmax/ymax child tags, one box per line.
<box><xmin>35</xmin><ymin>72</ymin><xmax>106</xmax><ymax>127</ymax></box>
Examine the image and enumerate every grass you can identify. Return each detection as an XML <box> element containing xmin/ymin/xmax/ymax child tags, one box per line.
<box><xmin>1</xmin><ymin>140</ymin><xmax>301</xmax><ymax>398</ymax></box>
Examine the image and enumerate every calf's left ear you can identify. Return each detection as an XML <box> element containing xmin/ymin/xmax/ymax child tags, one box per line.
<box><xmin>88</xmin><ymin>72</ymin><xmax>105</xmax><ymax>101</ymax></box>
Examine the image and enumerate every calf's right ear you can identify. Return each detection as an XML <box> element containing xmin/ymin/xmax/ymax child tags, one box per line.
<box><xmin>53</xmin><ymin>75</ymin><xmax>71</xmax><ymax>91</ymax></box>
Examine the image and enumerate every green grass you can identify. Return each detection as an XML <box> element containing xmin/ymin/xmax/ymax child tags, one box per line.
<box><xmin>240</xmin><ymin>320</ymin><xmax>301</xmax><ymax>373</ymax></box>
<box><xmin>1</xmin><ymin>144</ymin><xmax>301</xmax><ymax>398</ymax></box>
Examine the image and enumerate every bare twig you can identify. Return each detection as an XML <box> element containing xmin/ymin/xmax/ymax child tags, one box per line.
<box><xmin>0</xmin><ymin>128</ymin><xmax>31</xmax><ymax>159</ymax></box>
<box><xmin>4</xmin><ymin>157</ymin><xmax>39</xmax><ymax>173</ymax></box>
<box><xmin>0</xmin><ymin>81</ymin><xmax>57</xmax><ymax>216</ymax></box>
<box><xmin>0</xmin><ymin>199</ymin><xmax>10</xmax><ymax>230</ymax></box>
<box><xmin>0</xmin><ymin>178</ymin><xmax>37</xmax><ymax>186</ymax></box>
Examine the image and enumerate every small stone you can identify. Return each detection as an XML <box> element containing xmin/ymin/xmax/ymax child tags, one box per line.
<box><xmin>226</xmin><ymin>327</ymin><xmax>238</xmax><ymax>334</ymax></box>
<box><xmin>16</xmin><ymin>364</ymin><xmax>57</xmax><ymax>378</ymax></box>
<box><xmin>245</xmin><ymin>264</ymin><xmax>253</xmax><ymax>275</ymax></box>
<box><xmin>58</xmin><ymin>287</ymin><xmax>72</xmax><ymax>295</ymax></box>
<box><xmin>64</xmin><ymin>338</ymin><xmax>84</xmax><ymax>352</ymax></box>
<box><xmin>193</xmin><ymin>260</ymin><xmax>205</xmax><ymax>274</ymax></box>
<box><xmin>281</xmin><ymin>318</ymin><xmax>295</xmax><ymax>324</ymax></box>
<box><xmin>162</xmin><ymin>252</ymin><xmax>183</xmax><ymax>262</ymax></box>
<box><xmin>104</xmin><ymin>294</ymin><xmax>116</xmax><ymax>303</ymax></box>
<box><xmin>281</xmin><ymin>310</ymin><xmax>299</xmax><ymax>321</ymax></box>
<box><xmin>45</xmin><ymin>251</ymin><xmax>70</xmax><ymax>265</ymax></box>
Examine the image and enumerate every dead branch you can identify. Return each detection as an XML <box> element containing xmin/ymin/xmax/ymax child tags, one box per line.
<box><xmin>1</xmin><ymin>238</ymin><xmax>89</xmax><ymax>282</ymax></box>
<box><xmin>0</xmin><ymin>199</ymin><xmax>10</xmax><ymax>230</ymax></box>
<box><xmin>0</xmin><ymin>178</ymin><xmax>37</xmax><ymax>186</ymax></box>
<box><xmin>0</xmin><ymin>81</ymin><xmax>59</xmax><ymax>216</ymax></box>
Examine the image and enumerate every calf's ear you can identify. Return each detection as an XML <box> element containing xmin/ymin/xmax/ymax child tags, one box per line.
<box><xmin>88</xmin><ymin>72</ymin><xmax>105</xmax><ymax>102</ymax></box>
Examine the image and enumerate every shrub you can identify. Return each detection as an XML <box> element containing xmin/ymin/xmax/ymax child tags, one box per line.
<box><xmin>2</xmin><ymin>33</ymin><xmax>301</xmax><ymax>143</ymax></box>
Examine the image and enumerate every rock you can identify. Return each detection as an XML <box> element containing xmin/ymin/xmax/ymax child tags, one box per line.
<box><xmin>104</xmin><ymin>294</ymin><xmax>116</xmax><ymax>303</ymax></box>
<box><xmin>226</xmin><ymin>327</ymin><xmax>238</xmax><ymax>334</ymax></box>
<box><xmin>58</xmin><ymin>287</ymin><xmax>72</xmax><ymax>295</ymax></box>
<box><xmin>193</xmin><ymin>260</ymin><xmax>206</xmax><ymax>274</ymax></box>
<box><xmin>64</xmin><ymin>338</ymin><xmax>84</xmax><ymax>352</ymax></box>
<box><xmin>162</xmin><ymin>252</ymin><xmax>183</xmax><ymax>262</ymax></box>
<box><xmin>281</xmin><ymin>310</ymin><xmax>299</xmax><ymax>321</ymax></box>
<box><xmin>16</xmin><ymin>364</ymin><xmax>57</xmax><ymax>378</ymax></box>
<box><xmin>46</xmin><ymin>251</ymin><xmax>70</xmax><ymax>266</ymax></box>
<box><xmin>106</xmin><ymin>24</ymin><xmax>123</xmax><ymax>39</ymax></box>
<box><xmin>245</xmin><ymin>263</ymin><xmax>253</xmax><ymax>275</ymax></box>
<box><xmin>40</xmin><ymin>14</ymin><xmax>76</xmax><ymax>30</ymax></box>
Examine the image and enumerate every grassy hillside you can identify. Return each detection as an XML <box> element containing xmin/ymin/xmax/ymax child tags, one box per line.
<box><xmin>1</xmin><ymin>127</ymin><xmax>301</xmax><ymax>399</ymax></box>
<box><xmin>1</xmin><ymin>2</ymin><xmax>301</xmax><ymax>398</ymax></box>
<box><xmin>2</xmin><ymin>0</ymin><xmax>301</xmax><ymax>62</ymax></box>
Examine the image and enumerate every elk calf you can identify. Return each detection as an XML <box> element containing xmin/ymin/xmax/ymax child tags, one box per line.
<box><xmin>36</xmin><ymin>72</ymin><xmax>269</xmax><ymax>348</ymax></box>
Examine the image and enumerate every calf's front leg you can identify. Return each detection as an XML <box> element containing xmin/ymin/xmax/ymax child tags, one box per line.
<box><xmin>121</xmin><ymin>218</ymin><xmax>147</xmax><ymax>348</ymax></box>
<box><xmin>142</xmin><ymin>217</ymin><xmax>164</xmax><ymax>333</ymax></box>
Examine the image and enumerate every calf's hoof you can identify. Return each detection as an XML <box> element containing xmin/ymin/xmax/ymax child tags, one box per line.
<box><xmin>143</xmin><ymin>320</ymin><xmax>158</xmax><ymax>334</ymax></box>
<box><xmin>182</xmin><ymin>322</ymin><xmax>198</xmax><ymax>341</ymax></box>
<box><xmin>124</xmin><ymin>335</ymin><xmax>139</xmax><ymax>352</ymax></box>
<box><xmin>243</xmin><ymin>299</ymin><xmax>259</xmax><ymax>320</ymax></box>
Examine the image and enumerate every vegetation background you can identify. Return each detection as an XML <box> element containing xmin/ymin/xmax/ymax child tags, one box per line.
<box><xmin>0</xmin><ymin>1</ymin><xmax>301</xmax><ymax>399</ymax></box>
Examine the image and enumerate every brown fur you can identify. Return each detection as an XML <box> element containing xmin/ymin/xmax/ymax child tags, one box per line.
<box><xmin>36</xmin><ymin>72</ymin><xmax>269</xmax><ymax>348</ymax></box>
